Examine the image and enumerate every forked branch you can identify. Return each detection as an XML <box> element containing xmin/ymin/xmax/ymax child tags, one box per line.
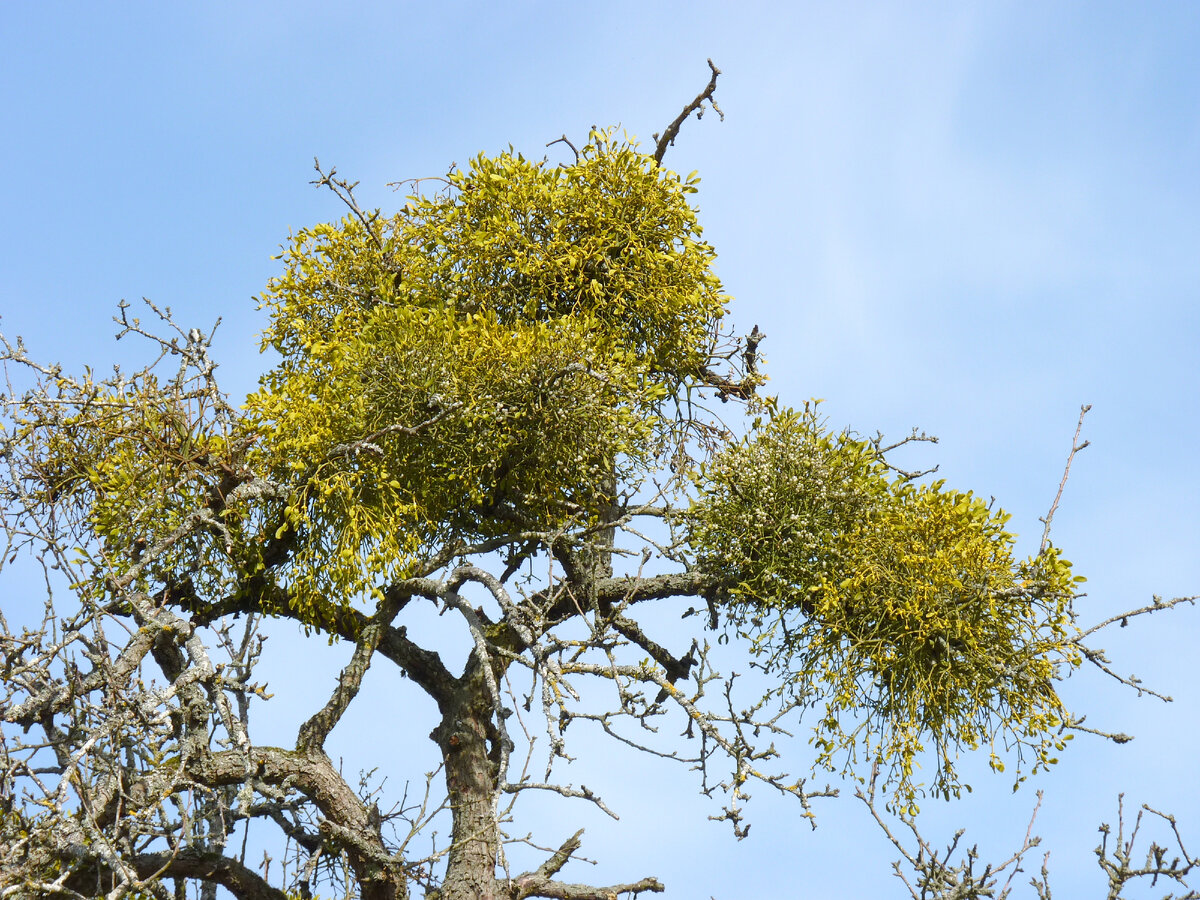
<box><xmin>508</xmin><ymin>829</ymin><xmax>664</xmax><ymax>899</ymax></box>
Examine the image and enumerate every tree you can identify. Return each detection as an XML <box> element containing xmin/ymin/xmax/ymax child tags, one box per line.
<box><xmin>0</xmin><ymin>63</ymin><xmax>1195</xmax><ymax>900</ymax></box>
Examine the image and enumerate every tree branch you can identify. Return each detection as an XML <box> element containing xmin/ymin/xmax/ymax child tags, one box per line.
<box><xmin>296</xmin><ymin>591</ymin><xmax>408</xmax><ymax>752</ymax></box>
<box><xmin>654</xmin><ymin>59</ymin><xmax>723</xmax><ymax>164</ymax></box>
<box><xmin>1040</xmin><ymin>403</ymin><xmax>1091</xmax><ymax>553</ymax></box>
<box><xmin>508</xmin><ymin>829</ymin><xmax>663</xmax><ymax>899</ymax></box>
<box><xmin>65</xmin><ymin>849</ymin><xmax>291</xmax><ymax>900</ymax></box>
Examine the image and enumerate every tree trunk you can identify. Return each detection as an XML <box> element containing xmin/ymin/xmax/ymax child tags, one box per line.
<box><xmin>432</xmin><ymin>673</ymin><xmax>501</xmax><ymax>900</ymax></box>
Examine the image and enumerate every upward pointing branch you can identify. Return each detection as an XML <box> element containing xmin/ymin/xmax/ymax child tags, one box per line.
<box><xmin>1040</xmin><ymin>403</ymin><xmax>1091</xmax><ymax>554</ymax></box>
<box><xmin>654</xmin><ymin>59</ymin><xmax>723</xmax><ymax>164</ymax></box>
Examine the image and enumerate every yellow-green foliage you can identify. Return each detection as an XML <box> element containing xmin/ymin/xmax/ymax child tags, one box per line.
<box><xmin>247</xmin><ymin>132</ymin><xmax>728</xmax><ymax>613</ymax></box>
<box><xmin>6</xmin><ymin>371</ymin><xmax>242</xmax><ymax>598</ymax></box>
<box><xmin>688</xmin><ymin>404</ymin><xmax>1083</xmax><ymax>806</ymax></box>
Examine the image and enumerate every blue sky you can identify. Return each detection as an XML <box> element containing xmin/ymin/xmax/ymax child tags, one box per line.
<box><xmin>2</xmin><ymin>2</ymin><xmax>1198</xmax><ymax>897</ymax></box>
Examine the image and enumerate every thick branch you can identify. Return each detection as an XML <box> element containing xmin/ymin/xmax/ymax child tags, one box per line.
<box><xmin>514</xmin><ymin>878</ymin><xmax>664</xmax><ymax>900</ymax></box>
<box><xmin>296</xmin><ymin>599</ymin><xmax>398</xmax><ymax>752</ymax></box>
<box><xmin>595</xmin><ymin>571</ymin><xmax>714</xmax><ymax>606</ymax></box>
<box><xmin>608</xmin><ymin>613</ymin><xmax>695</xmax><ymax>699</ymax></box>
<box><xmin>535</xmin><ymin>569</ymin><xmax>714</xmax><ymax>631</ymax></box>
<box><xmin>65</xmin><ymin>849</ymin><xmax>289</xmax><ymax>900</ymax></box>
<box><xmin>509</xmin><ymin>830</ymin><xmax>663</xmax><ymax>899</ymax></box>
<box><xmin>190</xmin><ymin>746</ymin><xmax>406</xmax><ymax>898</ymax></box>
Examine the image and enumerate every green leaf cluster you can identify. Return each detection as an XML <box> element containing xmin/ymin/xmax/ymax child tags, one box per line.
<box><xmin>246</xmin><ymin>132</ymin><xmax>727</xmax><ymax>612</ymax></box>
<box><xmin>3</xmin><ymin>371</ymin><xmax>244</xmax><ymax>600</ymax></box>
<box><xmin>688</xmin><ymin>404</ymin><xmax>1083</xmax><ymax>806</ymax></box>
<box><xmin>397</xmin><ymin>131</ymin><xmax>724</xmax><ymax>378</ymax></box>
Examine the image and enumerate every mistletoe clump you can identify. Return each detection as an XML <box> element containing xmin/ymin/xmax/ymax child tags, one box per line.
<box><xmin>246</xmin><ymin>131</ymin><xmax>729</xmax><ymax>615</ymax></box>
<box><xmin>689</xmin><ymin>403</ymin><xmax>1084</xmax><ymax>807</ymax></box>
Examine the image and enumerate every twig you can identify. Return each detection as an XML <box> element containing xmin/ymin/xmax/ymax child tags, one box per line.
<box><xmin>546</xmin><ymin>134</ymin><xmax>580</xmax><ymax>163</ymax></box>
<box><xmin>1040</xmin><ymin>404</ymin><xmax>1091</xmax><ymax>554</ymax></box>
<box><xmin>653</xmin><ymin>59</ymin><xmax>723</xmax><ymax>164</ymax></box>
<box><xmin>311</xmin><ymin>159</ymin><xmax>384</xmax><ymax>251</ymax></box>
<box><xmin>1077</xmin><ymin>594</ymin><xmax>1197</xmax><ymax>641</ymax></box>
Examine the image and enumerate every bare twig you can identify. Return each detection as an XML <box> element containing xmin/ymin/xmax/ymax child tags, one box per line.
<box><xmin>1096</xmin><ymin>795</ymin><xmax>1198</xmax><ymax>899</ymax></box>
<box><xmin>858</xmin><ymin>763</ymin><xmax>1047</xmax><ymax>900</ymax></box>
<box><xmin>546</xmin><ymin>134</ymin><xmax>580</xmax><ymax>163</ymax></box>
<box><xmin>1040</xmin><ymin>404</ymin><xmax>1091</xmax><ymax>554</ymax></box>
<box><xmin>653</xmin><ymin>59</ymin><xmax>723</xmax><ymax>164</ymax></box>
<box><xmin>311</xmin><ymin>158</ymin><xmax>385</xmax><ymax>250</ymax></box>
<box><xmin>1078</xmin><ymin>594</ymin><xmax>1197</xmax><ymax>641</ymax></box>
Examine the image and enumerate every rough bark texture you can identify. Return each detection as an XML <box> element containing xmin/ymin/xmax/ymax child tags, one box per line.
<box><xmin>433</xmin><ymin>676</ymin><xmax>503</xmax><ymax>900</ymax></box>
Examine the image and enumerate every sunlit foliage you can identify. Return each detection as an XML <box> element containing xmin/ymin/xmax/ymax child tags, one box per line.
<box><xmin>2</xmin><ymin>128</ymin><xmax>1092</xmax><ymax>852</ymax></box>
<box><xmin>246</xmin><ymin>131</ymin><xmax>728</xmax><ymax>613</ymax></box>
<box><xmin>1</xmin><ymin>357</ymin><xmax>249</xmax><ymax>604</ymax></box>
<box><xmin>688</xmin><ymin>403</ymin><xmax>1084</xmax><ymax>807</ymax></box>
